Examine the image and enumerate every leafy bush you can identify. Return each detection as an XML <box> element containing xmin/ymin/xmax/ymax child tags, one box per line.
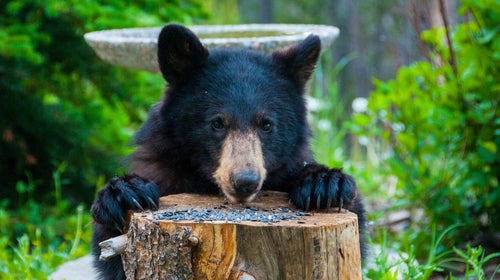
<box><xmin>352</xmin><ymin>1</ymin><xmax>500</xmax><ymax>248</ymax></box>
<box><xmin>0</xmin><ymin>1</ymin><xmax>208</xmax><ymax>204</ymax></box>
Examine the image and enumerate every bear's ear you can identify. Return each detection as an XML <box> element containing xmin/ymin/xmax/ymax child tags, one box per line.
<box><xmin>271</xmin><ymin>35</ymin><xmax>321</xmax><ymax>89</ymax></box>
<box><xmin>157</xmin><ymin>24</ymin><xmax>209</xmax><ymax>85</ymax></box>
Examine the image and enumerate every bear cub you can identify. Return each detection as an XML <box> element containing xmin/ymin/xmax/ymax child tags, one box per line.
<box><xmin>91</xmin><ymin>23</ymin><xmax>367</xmax><ymax>280</ymax></box>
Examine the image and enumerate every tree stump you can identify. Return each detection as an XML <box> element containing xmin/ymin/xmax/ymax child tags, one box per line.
<box><xmin>111</xmin><ymin>191</ymin><xmax>361</xmax><ymax>280</ymax></box>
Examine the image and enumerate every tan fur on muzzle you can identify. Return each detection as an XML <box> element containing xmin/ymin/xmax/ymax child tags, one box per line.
<box><xmin>213</xmin><ymin>131</ymin><xmax>266</xmax><ymax>203</ymax></box>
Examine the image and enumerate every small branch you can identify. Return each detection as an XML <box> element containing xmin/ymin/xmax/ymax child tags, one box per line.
<box><xmin>438</xmin><ymin>0</ymin><xmax>457</xmax><ymax>76</ymax></box>
<box><xmin>99</xmin><ymin>234</ymin><xmax>128</xmax><ymax>261</ymax></box>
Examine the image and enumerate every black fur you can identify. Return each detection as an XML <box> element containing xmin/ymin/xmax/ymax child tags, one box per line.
<box><xmin>91</xmin><ymin>23</ymin><xmax>367</xmax><ymax>279</ymax></box>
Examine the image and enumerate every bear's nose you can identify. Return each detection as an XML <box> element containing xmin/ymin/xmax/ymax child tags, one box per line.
<box><xmin>232</xmin><ymin>172</ymin><xmax>260</xmax><ymax>195</ymax></box>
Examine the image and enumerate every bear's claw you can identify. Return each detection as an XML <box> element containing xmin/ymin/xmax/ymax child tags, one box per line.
<box><xmin>291</xmin><ymin>164</ymin><xmax>357</xmax><ymax>211</ymax></box>
<box><xmin>91</xmin><ymin>174</ymin><xmax>159</xmax><ymax>233</ymax></box>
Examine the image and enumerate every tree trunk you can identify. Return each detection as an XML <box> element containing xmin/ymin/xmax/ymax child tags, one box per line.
<box><xmin>119</xmin><ymin>191</ymin><xmax>361</xmax><ymax>280</ymax></box>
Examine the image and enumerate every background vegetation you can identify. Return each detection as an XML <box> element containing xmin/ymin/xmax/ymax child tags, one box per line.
<box><xmin>353</xmin><ymin>0</ymin><xmax>499</xmax><ymax>248</ymax></box>
<box><xmin>1</xmin><ymin>0</ymin><xmax>498</xmax><ymax>279</ymax></box>
<box><xmin>1</xmin><ymin>0</ymin><xmax>208</xmax><ymax>277</ymax></box>
<box><xmin>348</xmin><ymin>0</ymin><xmax>500</xmax><ymax>277</ymax></box>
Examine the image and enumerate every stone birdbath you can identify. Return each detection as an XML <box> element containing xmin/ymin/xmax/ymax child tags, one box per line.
<box><xmin>84</xmin><ymin>24</ymin><xmax>339</xmax><ymax>72</ymax></box>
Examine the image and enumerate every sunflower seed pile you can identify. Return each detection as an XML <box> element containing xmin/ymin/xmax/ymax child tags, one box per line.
<box><xmin>153</xmin><ymin>206</ymin><xmax>309</xmax><ymax>224</ymax></box>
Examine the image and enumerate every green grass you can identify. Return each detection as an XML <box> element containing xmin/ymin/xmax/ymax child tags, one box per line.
<box><xmin>0</xmin><ymin>173</ymin><xmax>92</xmax><ymax>279</ymax></box>
<box><xmin>365</xmin><ymin>226</ymin><xmax>500</xmax><ymax>279</ymax></box>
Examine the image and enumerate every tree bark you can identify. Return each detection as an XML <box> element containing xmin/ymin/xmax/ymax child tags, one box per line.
<box><xmin>119</xmin><ymin>191</ymin><xmax>361</xmax><ymax>280</ymax></box>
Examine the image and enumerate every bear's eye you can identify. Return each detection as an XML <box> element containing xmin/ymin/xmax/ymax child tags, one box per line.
<box><xmin>260</xmin><ymin>119</ymin><xmax>273</xmax><ymax>132</ymax></box>
<box><xmin>211</xmin><ymin>117</ymin><xmax>225</xmax><ymax>131</ymax></box>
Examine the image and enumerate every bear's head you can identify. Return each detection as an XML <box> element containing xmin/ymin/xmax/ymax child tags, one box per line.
<box><xmin>152</xmin><ymin>24</ymin><xmax>321</xmax><ymax>203</ymax></box>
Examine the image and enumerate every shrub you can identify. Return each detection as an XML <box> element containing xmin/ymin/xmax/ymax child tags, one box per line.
<box><xmin>0</xmin><ymin>1</ymin><xmax>208</xmax><ymax>204</ymax></box>
<box><xmin>352</xmin><ymin>0</ymin><xmax>500</xmax><ymax>248</ymax></box>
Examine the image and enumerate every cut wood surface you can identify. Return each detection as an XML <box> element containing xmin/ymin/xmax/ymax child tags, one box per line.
<box><xmin>119</xmin><ymin>191</ymin><xmax>361</xmax><ymax>280</ymax></box>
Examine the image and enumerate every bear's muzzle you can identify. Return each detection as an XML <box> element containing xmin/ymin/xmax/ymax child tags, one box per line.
<box><xmin>214</xmin><ymin>131</ymin><xmax>266</xmax><ymax>203</ymax></box>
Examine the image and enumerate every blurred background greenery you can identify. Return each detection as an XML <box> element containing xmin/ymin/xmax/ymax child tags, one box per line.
<box><xmin>1</xmin><ymin>0</ymin><xmax>498</xmax><ymax>279</ymax></box>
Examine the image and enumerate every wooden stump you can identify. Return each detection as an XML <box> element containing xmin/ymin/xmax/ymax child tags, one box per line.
<box><xmin>112</xmin><ymin>191</ymin><xmax>361</xmax><ymax>280</ymax></box>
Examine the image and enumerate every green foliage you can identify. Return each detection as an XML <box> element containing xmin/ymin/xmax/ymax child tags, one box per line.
<box><xmin>0</xmin><ymin>1</ymin><xmax>208</xmax><ymax>203</ymax></box>
<box><xmin>0</xmin><ymin>206</ymin><xmax>92</xmax><ymax>279</ymax></box>
<box><xmin>0</xmin><ymin>170</ymin><xmax>92</xmax><ymax>279</ymax></box>
<box><xmin>449</xmin><ymin>245</ymin><xmax>500</xmax><ymax>279</ymax></box>
<box><xmin>365</xmin><ymin>225</ymin><xmax>500</xmax><ymax>279</ymax></box>
<box><xmin>352</xmin><ymin>1</ymin><xmax>500</xmax><ymax>250</ymax></box>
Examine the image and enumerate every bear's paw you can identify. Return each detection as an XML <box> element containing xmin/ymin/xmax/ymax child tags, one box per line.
<box><xmin>91</xmin><ymin>175</ymin><xmax>159</xmax><ymax>233</ymax></box>
<box><xmin>291</xmin><ymin>164</ymin><xmax>357</xmax><ymax>211</ymax></box>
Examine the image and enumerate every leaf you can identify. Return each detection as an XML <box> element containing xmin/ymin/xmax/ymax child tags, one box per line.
<box><xmin>477</xmin><ymin>27</ymin><xmax>500</xmax><ymax>44</ymax></box>
<box><xmin>478</xmin><ymin>141</ymin><xmax>497</xmax><ymax>163</ymax></box>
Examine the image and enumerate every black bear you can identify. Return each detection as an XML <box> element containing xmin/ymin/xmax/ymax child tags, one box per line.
<box><xmin>91</xmin><ymin>23</ymin><xmax>367</xmax><ymax>279</ymax></box>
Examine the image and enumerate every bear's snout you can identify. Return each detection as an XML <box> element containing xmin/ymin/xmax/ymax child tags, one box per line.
<box><xmin>214</xmin><ymin>131</ymin><xmax>267</xmax><ymax>203</ymax></box>
<box><xmin>232</xmin><ymin>171</ymin><xmax>260</xmax><ymax>196</ymax></box>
